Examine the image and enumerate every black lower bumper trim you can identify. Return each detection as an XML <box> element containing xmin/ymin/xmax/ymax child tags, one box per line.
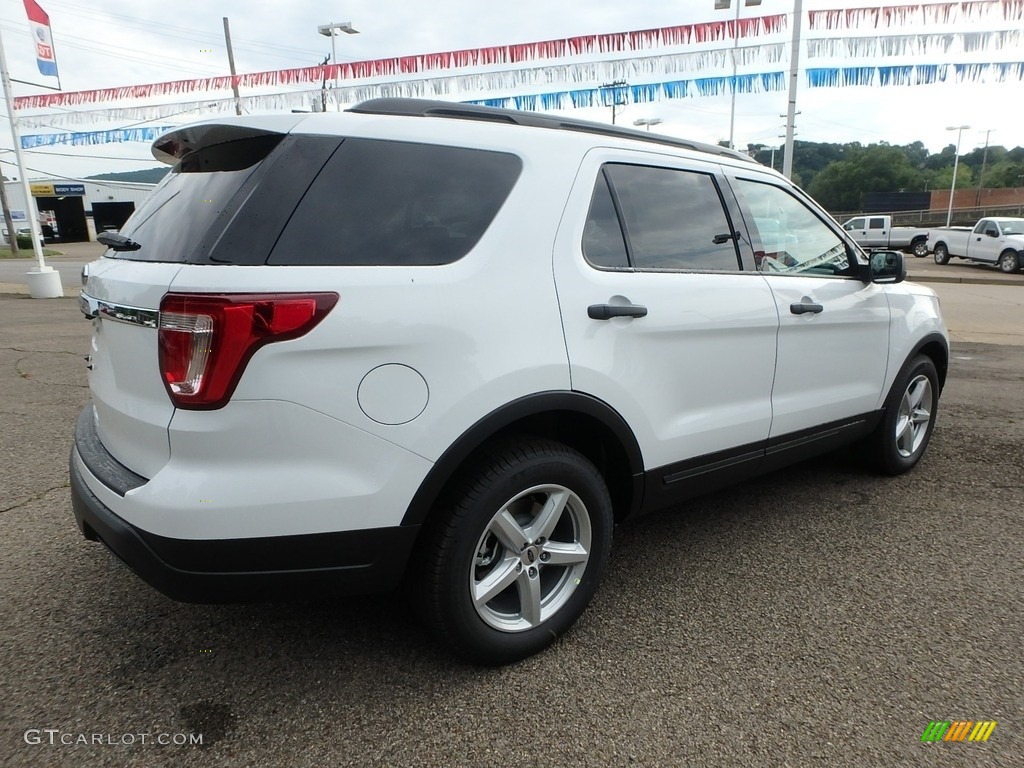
<box><xmin>70</xmin><ymin>448</ymin><xmax>420</xmax><ymax>603</ymax></box>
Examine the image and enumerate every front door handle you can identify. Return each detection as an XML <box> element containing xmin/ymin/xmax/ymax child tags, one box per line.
<box><xmin>790</xmin><ymin>301</ymin><xmax>824</xmax><ymax>315</ymax></box>
<box><xmin>588</xmin><ymin>304</ymin><xmax>648</xmax><ymax>320</ymax></box>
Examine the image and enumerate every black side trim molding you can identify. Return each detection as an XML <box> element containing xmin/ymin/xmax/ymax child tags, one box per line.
<box><xmin>74</xmin><ymin>405</ymin><xmax>148</xmax><ymax>497</ymax></box>
<box><xmin>640</xmin><ymin>412</ymin><xmax>882</xmax><ymax>515</ymax></box>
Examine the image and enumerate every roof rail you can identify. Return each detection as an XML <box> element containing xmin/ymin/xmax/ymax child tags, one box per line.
<box><xmin>347</xmin><ymin>98</ymin><xmax>756</xmax><ymax>164</ymax></box>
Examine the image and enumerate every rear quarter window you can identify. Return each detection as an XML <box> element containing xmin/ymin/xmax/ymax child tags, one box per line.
<box><xmin>268</xmin><ymin>139</ymin><xmax>522</xmax><ymax>266</ymax></box>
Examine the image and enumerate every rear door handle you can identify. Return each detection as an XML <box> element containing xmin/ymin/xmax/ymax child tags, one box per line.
<box><xmin>588</xmin><ymin>304</ymin><xmax>648</xmax><ymax>320</ymax></box>
<box><xmin>790</xmin><ymin>301</ymin><xmax>823</xmax><ymax>315</ymax></box>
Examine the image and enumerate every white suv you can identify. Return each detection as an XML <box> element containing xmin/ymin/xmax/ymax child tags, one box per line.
<box><xmin>72</xmin><ymin>99</ymin><xmax>948</xmax><ymax>664</ymax></box>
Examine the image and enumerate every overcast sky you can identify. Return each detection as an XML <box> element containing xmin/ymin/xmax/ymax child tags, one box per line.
<box><xmin>0</xmin><ymin>0</ymin><xmax>1020</xmax><ymax>180</ymax></box>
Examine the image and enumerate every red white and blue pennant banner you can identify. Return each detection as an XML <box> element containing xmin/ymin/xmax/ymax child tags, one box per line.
<box><xmin>13</xmin><ymin>14</ymin><xmax>787</xmax><ymax>110</ymax></box>
<box><xmin>808</xmin><ymin>0</ymin><xmax>1023</xmax><ymax>28</ymax></box>
<box><xmin>12</xmin><ymin>0</ymin><xmax>1024</xmax><ymax>131</ymax></box>
<box><xmin>22</xmin><ymin>0</ymin><xmax>58</xmax><ymax>78</ymax></box>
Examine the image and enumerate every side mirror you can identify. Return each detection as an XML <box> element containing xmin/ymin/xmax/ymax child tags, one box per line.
<box><xmin>986</xmin><ymin>229</ymin><xmax>999</xmax><ymax>238</ymax></box>
<box><xmin>868</xmin><ymin>250</ymin><xmax>905</xmax><ymax>284</ymax></box>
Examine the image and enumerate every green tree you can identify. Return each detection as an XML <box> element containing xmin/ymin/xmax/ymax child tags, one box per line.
<box><xmin>805</xmin><ymin>144</ymin><xmax>922</xmax><ymax>211</ymax></box>
<box><xmin>984</xmin><ymin>159</ymin><xmax>1024</xmax><ymax>188</ymax></box>
<box><xmin>929</xmin><ymin>163</ymin><xmax>974</xmax><ymax>190</ymax></box>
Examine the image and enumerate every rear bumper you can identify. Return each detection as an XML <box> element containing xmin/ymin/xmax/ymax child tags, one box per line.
<box><xmin>70</xmin><ymin>419</ymin><xmax>421</xmax><ymax>603</ymax></box>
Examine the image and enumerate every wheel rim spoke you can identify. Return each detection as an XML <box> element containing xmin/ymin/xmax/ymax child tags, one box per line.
<box><xmin>517</xmin><ymin>570</ymin><xmax>542</xmax><ymax>627</ymax></box>
<box><xmin>527</xmin><ymin>488</ymin><xmax>569</xmax><ymax>542</ymax></box>
<box><xmin>541</xmin><ymin>540</ymin><xmax>589</xmax><ymax>566</ymax></box>
<box><xmin>490</xmin><ymin>510</ymin><xmax>529</xmax><ymax>551</ymax></box>
<box><xmin>473</xmin><ymin>556</ymin><xmax>520</xmax><ymax>606</ymax></box>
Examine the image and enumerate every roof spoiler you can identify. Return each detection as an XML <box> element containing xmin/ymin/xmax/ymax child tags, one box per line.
<box><xmin>151</xmin><ymin>115</ymin><xmax>307</xmax><ymax>165</ymax></box>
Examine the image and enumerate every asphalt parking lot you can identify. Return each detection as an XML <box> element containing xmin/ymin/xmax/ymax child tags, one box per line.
<box><xmin>1</xmin><ymin>292</ymin><xmax>1021</xmax><ymax>767</ymax></box>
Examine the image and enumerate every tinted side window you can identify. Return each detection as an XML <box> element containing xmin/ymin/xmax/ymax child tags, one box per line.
<box><xmin>604</xmin><ymin>164</ymin><xmax>741</xmax><ymax>271</ymax></box>
<box><xmin>582</xmin><ymin>172</ymin><xmax>629</xmax><ymax>269</ymax></box>
<box><xmin>973</xmin><ymin>220</ymin><xmax>989</xmax><ymax>235</ymax></box>
<box><xmin>269</xmin><ymin>139</ymin><xmax>522</xmax><ymax>266</ymax></box>
<box><xmin>732</xmin><ymin>178</ymin><xmax>852</xmax><ymax>277</ymax></box>
<box><xmin>869</xmin><ymin>217</ymin><xmax>886</xmax><ymax>229</ymax></box>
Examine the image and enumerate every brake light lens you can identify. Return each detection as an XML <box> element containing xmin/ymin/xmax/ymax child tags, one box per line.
<box><xmin>158</xmin><ymin>292</ymin><xmax>338</xmax><ymax>409</ymax></box>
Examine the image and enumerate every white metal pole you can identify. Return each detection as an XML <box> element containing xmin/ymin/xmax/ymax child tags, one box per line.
<box><xmin>0</xmin><ymin>28</ymin><xmax>44</xmax><ymax>268</ymax></box>
<box><xmin>782</xmin><ymin>0</ymin><xmax>803</xmax><ymax>180</ymax></box>
<box><xmin>728</xmin><ymin>0</ymin><xmax>741</xmax><ymax>149</ymax></box>
<box><xmin>945</xmin><ymin>124</ymin><xmax>969</xmax><ymax>227</ymax></box>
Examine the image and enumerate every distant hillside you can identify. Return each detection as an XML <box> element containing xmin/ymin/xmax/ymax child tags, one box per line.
<box><xmin>85</xmin><ymin>167</ymin><xmax>170</xmax><ymax>184</ymax></box>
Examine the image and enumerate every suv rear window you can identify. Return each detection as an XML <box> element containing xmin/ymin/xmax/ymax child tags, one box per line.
<box><xmin>115</xmin><ymin>135</ymin><xmax>286</xmax><ymax>263</ymax></box>
<box><xmin>268</xmin><ymin>139</ymin><xmax>522</xmax><ymax>266</ymax></box>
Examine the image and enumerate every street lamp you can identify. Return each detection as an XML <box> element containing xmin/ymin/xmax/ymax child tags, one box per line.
<box><xmin>945</xmin><ymin>124</ymin><xmax>970</xmax><ymax>227</ymax></box>
<box><xmin>716</xmin><ymin>0</ymin><xmax>762</xmax><ymax>150</ymax></box>
<box><xmin>633</xmin><ymin>118</ymin><xmax>662</xmax><ymax>132</ymax></box>
<box><xmin>318</xmin><ymin>21</ymin><xmax>359</xmax><ymax>103</ymax></box>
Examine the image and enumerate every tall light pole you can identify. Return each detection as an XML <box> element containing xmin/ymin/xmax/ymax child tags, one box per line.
<box><xmin>318</xmin><ymin>21</ymin><xmax>358</xmax><ymax>108</ymax></box>
<box><xmin>945</xmin><ymin>124</ymin><xmax>970</xmax><ymax>227</ymax></box>
<box><xmin>716</xmin><ymin>0</ymin><xmax>762</xmax><ymax>150</ymax></box>
<box><xmin>633</xmin><ymin>118</ymin><xmax>662</xmax><ymax>132</ymax></box>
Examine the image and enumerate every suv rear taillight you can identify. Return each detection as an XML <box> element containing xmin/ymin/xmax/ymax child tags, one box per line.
<box><xmin>158</xmin><ymin>292</ymin><xmax>338</xmax><ymax>409</ymax></box>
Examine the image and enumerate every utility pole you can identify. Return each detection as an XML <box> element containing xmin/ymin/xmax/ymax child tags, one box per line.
<box><xmin>975</xmin><ymin>129</ymin><xmax>993</xmax><ymax>206</ymax></box>
<box><xmin>318</xmin><ymin>54</ymin><xmax>330</xmax><ymax>113</ymax></box>
<box><xmin>223</xmin><ymin>17</ymin><xmax>242</xmax><ymax>116</ymax></box>
<box><xmin>782</xmin><ymin>0</ymin><xmax>803</xmax><ymax>180</ymax></box>
<box><xmin>600</xmin><ymin>80</ymin><xmax>628</xmax><ymax>124</ymax></box>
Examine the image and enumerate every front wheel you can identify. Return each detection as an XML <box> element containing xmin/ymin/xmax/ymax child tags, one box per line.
<box><xmin>867</xmin><ymin>355</ymin><xmax>939</xmax><ymax>475</ymax></box>
<box><xmin>933</xmin><ymin>244</ymin><xmax>950</xmax><ymax>265</ymax></box>
<box><xmin>912</xmin><ymin>240</ymin><xmax>929</xmax><ymax>258</ymax></box>
<box><xmin>998</xmin><ymin>249</ymin><xmax>1021</xmax><ymax>274</ymax></box>
<box><xmin>416</xmin><ymin>439</ymin><xmax>613</xmax><ymax>665</ymax></box>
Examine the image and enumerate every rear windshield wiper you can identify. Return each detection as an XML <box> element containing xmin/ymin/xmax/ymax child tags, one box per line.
<box><xmin>96</xmin><ymin>231</ymin><xmax>142</xmax><ymax>251</ymax></box>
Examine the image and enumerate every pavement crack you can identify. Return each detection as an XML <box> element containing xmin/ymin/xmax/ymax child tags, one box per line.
<box><xmin>0</xmin><ymin>483</ymin><xmax>70</xmax><ymax>514</ymax></box>
<box><xmin>1</xmin><ymin>346</ymin><xmax>84</xmax><ymax>356</ymax></box>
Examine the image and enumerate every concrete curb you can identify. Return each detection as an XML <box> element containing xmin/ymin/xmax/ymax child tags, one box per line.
<box><xmin>907</xmin><ymin>274</ymin><xmax>1020</xmax><ymax>286</ymax></box>
<box><xmin>0</xmin><ymin>283</ymin><xmax>80</xmax><ymax>298</ymax></box>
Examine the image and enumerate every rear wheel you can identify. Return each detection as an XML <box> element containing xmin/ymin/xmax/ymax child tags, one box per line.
<box><xmin>867</xmin><ymin>354</ymin><xmax>939</xmax><ymax>475</ymax></box>
<box><xmin>912</xmin><ymin>240</ymin><xmax>929</xmax><ymax>258</ymax></box>
<box><xmin>998</xmin><ymin>249</ymin><xmax>1021</xmax><ymax>274</ymax></box>
<box><xmin>416</xmin><ymin>439</ymin><xmax>613</xmax><ymax>665</ymax></box>
<box><xmin>933</xmin><ymin>244</ymin><xmax>950</xmax><ymax>265</ymax></box>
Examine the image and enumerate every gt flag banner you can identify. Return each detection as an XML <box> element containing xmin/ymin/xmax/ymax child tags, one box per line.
<box><xmin>23</xmin><ymin>0</ymin><xmax>58</xmax><ymax>77</ymax></box>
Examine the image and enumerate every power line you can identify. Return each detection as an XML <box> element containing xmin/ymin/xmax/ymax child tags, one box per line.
<box><xmin>11</xmin><ymin>3</ymin><xmax>341</xmax><ymax>66</ymax></box>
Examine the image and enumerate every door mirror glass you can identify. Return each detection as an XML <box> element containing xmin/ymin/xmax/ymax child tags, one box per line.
<box><xmin>986</xmin><ymin>228</ymin><xmax>999</xmax><ymax>237</ymax></box>
<box><xmin>869</xmin><ymin>250</ymin><xmax>905</xmax><ymax>283</ymax></box>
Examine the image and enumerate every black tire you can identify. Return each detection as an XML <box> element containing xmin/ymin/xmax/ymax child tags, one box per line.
<box><xmin>416</xmin><ymin>438</ymin><xmax>613</xmax><ymax>665</ymax></box>
<box><xmin>912</xmin><ymin>239</ymin><xmax>929</xmax><ymax>258</ymax></box>
<box><xmin>998</xmin><ymin>249</ymin><xmax>1021</xmax><ymax>274</ymax></box>
<box><xmin>933</xmin><ymin>243</ymin><xmax>950</xmax><ymax>265</ymax></box>
<box><xmin>867</xmin><ymin>355</ymin><xmax>939</xmax><ymax>476</ymax></box>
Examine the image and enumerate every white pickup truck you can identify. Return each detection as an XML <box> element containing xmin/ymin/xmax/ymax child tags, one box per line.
<box><xmin>841</xmin><ymin>214</ymin><xmax>930</xmax><ymax>257</ymax></box>
<box><xmin>929</xmin><ymin>217</ymin><xmax>1024</xmax><ymax>273</ymax></box>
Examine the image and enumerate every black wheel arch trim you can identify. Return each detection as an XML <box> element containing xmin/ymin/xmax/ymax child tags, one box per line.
<box><xmin>400</xmin><ymin>391</ymin><xmax>645</xmax><ymax>527</ymax></box>
<box><xmin>901</xmin><ymin>333</ymin><xmax>949</xmax><ymax>391</ymax></box>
